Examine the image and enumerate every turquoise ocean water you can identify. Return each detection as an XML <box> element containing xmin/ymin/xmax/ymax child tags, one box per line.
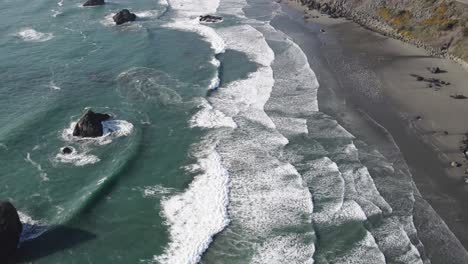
<box><xmin>0</xmin><ymin>0</ymin><xmax>464</xmax><ymax>263</ymax></box>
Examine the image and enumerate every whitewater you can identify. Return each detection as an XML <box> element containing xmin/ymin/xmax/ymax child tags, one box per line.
<box><xmin>151</xmin><ymin>0</ymin><xmax>446</xmax><ymax>262</ymax></box>
<box><xmin>1</xmin><ymin>0</ymin><xmax>466</xmax><ymax>262</ymax></box>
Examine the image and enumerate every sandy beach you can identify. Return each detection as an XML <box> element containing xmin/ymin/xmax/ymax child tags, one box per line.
<box><xmin>275</xmin><ymin>1</ymin><xmax>468</xmax><ymax>263</ymax></box>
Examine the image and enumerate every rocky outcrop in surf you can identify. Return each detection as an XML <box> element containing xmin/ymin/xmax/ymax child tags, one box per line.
<box><xmin>113</xmin><ymin>9</ymin><xmax>137</xmax><ymax>25</ymax></box>
<box><xmin>83</xmin><ymin>0</ymin><xmax>105</xmax><ymax>6</ymax></box>
<box><xmin>0</xmin><ymin>201</ymin><xmax>22</xmax><ymax>263</ymax></box>
<box><xmin>73</xmin><ymin>110</ymin><xmax>111</xmax><ymax>138</ymax></box>
<box><xmin>199</xmin><ymin>15</ymin><xmax>223</xmax><ymax>23</ymax></box>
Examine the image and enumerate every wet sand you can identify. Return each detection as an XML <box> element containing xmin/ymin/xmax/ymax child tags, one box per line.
<box><xmin>274</xmin><ymin>1</ymin><xmax>468</xmax><ymax>263</ymax></box>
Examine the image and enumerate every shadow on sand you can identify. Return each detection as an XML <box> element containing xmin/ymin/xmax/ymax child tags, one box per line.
<box><xmin>17</xmin><ymin>225</ymin><xmax>96</xmax><ymax>263</ymax></box>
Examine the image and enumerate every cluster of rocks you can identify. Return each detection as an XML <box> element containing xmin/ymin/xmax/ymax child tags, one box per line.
<box><xmin>410</xmin><ymin>73</ymin><xmax>451</xmax><ymax>89</ymax></box>
<box><xmin>199</xmin><ymin>15</ymin><xmax>223</xmax><ymax>23</ymax></box>
<box><xmin>0</xmin><ymin>201</ymin><xmax>22</xmax><ymax>263</ymax></box>
<box><xmin>82</xmin><ymin>0</ymin><xmax>137</xmax><ymax>25</ymax></box>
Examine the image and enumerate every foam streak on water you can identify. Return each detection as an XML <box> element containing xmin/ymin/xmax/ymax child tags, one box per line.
<box><xmin>155</xmin><ymin>136</ymin><xmax>230</xmax><ymax>264</ymax></box>
<box><xmin>16</xmin><ymin>28</ymin><xmax>54</xmax><ymax>42</ymax></box>
<box><xmin>198</xmin><ymin>16</ymin><xmax>315</xmax><ymax>264</ymax></box>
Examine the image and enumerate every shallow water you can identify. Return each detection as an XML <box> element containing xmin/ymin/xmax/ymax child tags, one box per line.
<box><xmin>0</xmin><ymin>0</ymin><xmax>464</xmax><ymax>263</ymax></box>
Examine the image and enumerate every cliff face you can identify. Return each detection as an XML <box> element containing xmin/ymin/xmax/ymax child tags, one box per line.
<box><xmin>298</xmin><ymin>0</ymin><xmax>468</xmax><ymax>63</ymax></box>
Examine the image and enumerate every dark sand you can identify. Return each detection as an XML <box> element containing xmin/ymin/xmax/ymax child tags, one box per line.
<box><xmin>274</xmin><ymin>2</ymin><xmax>468</xmax><ymax>263</ymax></box>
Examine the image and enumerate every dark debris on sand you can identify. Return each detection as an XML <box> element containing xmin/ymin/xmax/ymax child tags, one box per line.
<box><xmin>410</xmin><ymin>74</ymin><xmax>451</xmax><ymax>90</ymax></box>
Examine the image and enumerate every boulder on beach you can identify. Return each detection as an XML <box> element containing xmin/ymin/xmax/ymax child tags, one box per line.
<box><xmin>428</xmin><ymin>67</ymin><xmax>443</xmax><ymax>74</ymax></box>
<box><xmin>113</xmin><ymin>9</ymin><xmax>137</xmax><ymax>25</ymax></box>
<box><xmin>0</xmin><ymin>201</ymin><xmax>22</xmax><ymax>263</ymax></box>
<box><xmin>83</xmin><ymin>0</ymin><xmax>105</xmax><ymax>6</ymax></box>
<box><xmin>73</xmin><ymin>110</ymin><xmax>111</xmax><ymax>138</ymax></box>
<box><xmin>199</xmin><ymin>15</ymin><xmax>223</xmax><ymax>23</ymax></box>
<box><xmin>450</xmin><ymin>94</ymin><xmax>468</xmax><ymax>99</ymax></box>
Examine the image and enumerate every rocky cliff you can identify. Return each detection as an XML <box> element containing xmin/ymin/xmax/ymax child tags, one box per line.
<box><xmin>296</xmin><ymin>0</ymin><xmax>468</xmax><ymax>64</ymax></box>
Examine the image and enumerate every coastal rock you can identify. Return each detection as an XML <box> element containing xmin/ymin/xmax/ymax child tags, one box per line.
<box><xmin>73</xmin><ymin>110</ymin><xmax>110</xmax><ymax>138</ymax></box>
<box><xmin>113</xmin><ymin>9</ymin><xmax>137</xmax><ymax>25</ymax></box>
<box><xmin>451</xmin><ymin>161</ymin><xmax>462</xmax><ymax>167</ymax></box>
<box><xmin>0</xmin><ymin>201</ymin><xmax>22</xmax><ymax>263</ymax></box>
<box><xmin>62</xmin><ymin>147</ymin><xmax>73</xmax><ymax>154</ymax></box>
<box><xmin>199</xmin><ymin>15</ymin><xmax>223</xmax><ymax>23</ymax></box>
<box><xmin>83</xmin><ymin>0</ymin><xmax>105</xmax><ymax>6</ymax></box>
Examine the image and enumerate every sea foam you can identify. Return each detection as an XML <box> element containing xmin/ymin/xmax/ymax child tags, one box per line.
<box><xmin>16</xmin><ymin>28</ymin><xmax>54</xmax><ymax>42</ymax></box>
<box><xmin>18</xmin><ymin>211</ymin><xmax>48</xmax><ymax>242</ymax></box>
<box><xmin>155</xmin><ymin>138</ymin><xmax>230</xmax><ymax>264</ymax></box>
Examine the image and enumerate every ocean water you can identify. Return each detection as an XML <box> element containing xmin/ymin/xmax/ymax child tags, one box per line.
<box><xmin>0</xmin><ymin>0</ymin><xmax>462</xmax><ymax>263</ymax></box>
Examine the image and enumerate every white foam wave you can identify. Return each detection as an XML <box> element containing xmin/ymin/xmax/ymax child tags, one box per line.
<box><xmin>135</xmin><ymin>10</ymin><xmax>160</xmax><ymax>18</ymax></box>
<box><xmin>101</xmin><ymin>13</ymin><xmax>116</xmax><ymax>27</ymax></box>
<box><xmin>18</xmin><ymin>211</ymin><xmax>48</xmax><ymax>242</ymax></box>
<box><xmin>55</xmin><ymin>149</ymin><xmax>100</xmax><ymax>166</ymax></box>
<box><xmin>141</xmin><ymin>185</ymin><xmax>176</xmax><ymax>198</ymax></box>
<box><xmin>16</xmin><ymin>28</ymin><xmax>54</xmax><ymax>42</ymax></box>
<box><xmin>47</xmin><ymin>81</ymin><xmax>61</xmax><ymax>90</ymax></box>
<box><xmin>25</xmin><ymin>153</ymin><xmax>49</xmax><ymax>181</ymax></box>
<box><xmin>155</xmin><ymin>138</ymin><xmax>230</xmax><ymax>264</ymax></box>
<box><xmin>252</xmin><ymin>234</ymin><xmax>314</xmax><ymax>264</ymax></box>
<box><xmin>165</xmin><ymin>20</ymin><xmax>225</xmax><ymax>54</ymax></box>
<box><xmin>189</xmin><ymin>98</ymin><xmax>237</xmax><ymax>129</ymax></box>
<box><xmin>51</xmin><ymin>9</ymin><xmax>62</xmax><ymax>17</ymax></box>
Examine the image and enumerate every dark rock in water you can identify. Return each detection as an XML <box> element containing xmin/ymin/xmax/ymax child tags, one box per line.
<box><xmin>199</xmin><ymin>15</ymin><xmax>223</xmax><ymax>23</ymax></box>
<box><xmin>62</xmin><ymin>147</ymin><xmax>73</xmax><ymax>154</ymax></box>
<box><xmin>113</xmin><ymin>9</ymin><xmax>137</xmax><ymax>25</ymax></box>
<box><xmin>320</xmin><ymin>29</ymin><xmax>326</xmax><ymax>33</ymax></box>
<box><xmin>416</xmin><ymin>76</ymin><xmax>424</xmax><ymax>81</ymax></box>
<box><xmin>73</xmin><ymin>110</ymin><xmax>110</xmax><ymax>138</ymax></box>
<box><xmin>0</xmin><ymin>201</ymin><xmax>22</xmax><ymax>263</ymax></box>
<box><xmin>83</xmin><ymin>0</ymin><xmax>104</xmax><ymax>6</ymax></box>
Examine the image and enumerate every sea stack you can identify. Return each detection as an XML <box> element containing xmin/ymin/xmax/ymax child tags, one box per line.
<box><xmin>73</xmin><ymin>109</ymin><xmax>110</xmax><ymax>138</ymax></box>
<box><xmin>113</xmin><ymin>9</ymin><xmax>137</xmax><ymax>25</ymax></box>
<box><xmin>0</xmin><ymin>201</ymin><xmax>23</xmax><ymax>263</ymax></box>
<box><xmin>83</xmin><ymin>0</ymin><xmax>105</xmax><ymax>6</ymax></box>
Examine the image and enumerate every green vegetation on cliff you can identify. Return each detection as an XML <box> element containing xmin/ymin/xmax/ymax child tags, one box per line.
<box><xmin>299</xmin><ymin>0</ymin><xmax>468</xmax><ymax>62</ymax></box>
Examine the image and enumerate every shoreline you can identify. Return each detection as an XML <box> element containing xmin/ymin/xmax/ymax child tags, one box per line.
<box><xmin>285</xmin><ymin>0</ymin><xmax>468</xmax><ymax>73</ymax></box>
<box><xmin>274</xmin><ymin>1</ymin><xmax>468</xmax><ymax>263</ymax></box>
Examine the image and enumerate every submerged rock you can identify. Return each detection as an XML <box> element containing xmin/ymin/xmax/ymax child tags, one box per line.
<box><xmin>73</xmin><ymin>110</ymin><xmax>110</xmax><ymax>138</ymax></box>
<box><xmin>199</xmin><ymin>15</ymin><xmax>223</xmax><ymax>23</ymax></box>
<box><xmin>0</xmin><ymin>201</ymin><xmax>22</xmax><ymax>263</ymax></box>
<box><xmin>83</xmin><ymin>0</ymin><xmax>105</xmax><ymax>6</ymax></box>
<box><xmin>451</xmin><ymin>161</ymin><xmax>462</xmax><ymax>168</ymax></box>
<box><xmin>113</xmin><ymin>9</ymin><xmax>137</xmax><ymax>25</ymax></box>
